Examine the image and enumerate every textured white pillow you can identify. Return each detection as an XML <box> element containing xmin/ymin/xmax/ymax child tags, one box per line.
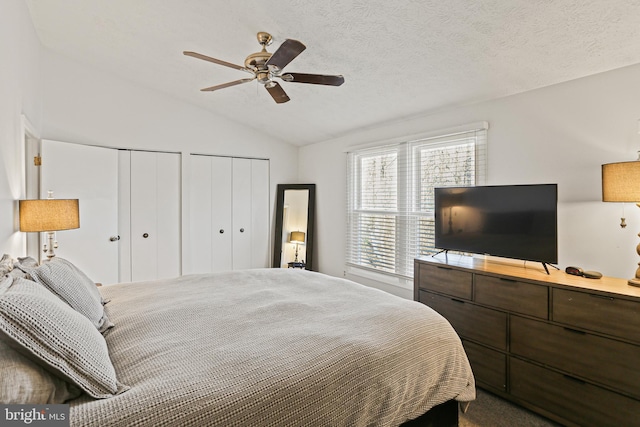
<box><xmin>0</xmin><ymin>275</ymin><xmax>128</xmax><ymax>398</ymax></box>
<box><xmin>0</xmin><ymin>339</ymin><xmax>82</xmax><ymax>403</ymax></box>
<box><xmin>17</xmin><ymin>257</ymin><xmax>113</xmax><ymax>332</ymax></box>
<box><xmin>0</xmin><ymin>254</ymin><xmax>13</xmax><ymax>276</ymax></box>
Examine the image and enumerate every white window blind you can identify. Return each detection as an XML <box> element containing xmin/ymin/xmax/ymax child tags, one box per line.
<box><xmin>346</xmin><ymin>126</ymin><xmax>487</xmax><ymax>279</ymax></box>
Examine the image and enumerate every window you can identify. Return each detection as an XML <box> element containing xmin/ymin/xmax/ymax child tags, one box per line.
<box><xmin>346</xmin><ymin>125</ymin><xmax>487</xmax><ymax>279</ymax></box>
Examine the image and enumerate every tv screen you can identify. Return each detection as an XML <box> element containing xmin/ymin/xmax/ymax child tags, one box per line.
<box><xmin>434</xmin><ymin>184</ymin><xmax>557</xmax><ymax>264</ymax></box>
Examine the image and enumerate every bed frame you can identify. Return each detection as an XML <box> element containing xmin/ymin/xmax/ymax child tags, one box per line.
<box><xmin>400</xmin><ymin>399</ymin><xmax>459</xmax><ymax>427</ymax></box>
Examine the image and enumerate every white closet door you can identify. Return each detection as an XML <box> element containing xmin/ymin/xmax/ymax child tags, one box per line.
<box><xmin>210</xmin><ymin>156</ymin><xmax>233</xmax><ymax>271</ymax></box>
<box><xmin>130</xmin><ymin>151</ymin><xmax>180</xmax><ymax>282</ymax></box>
<box><xmin>250</xmin><ymin>159</ymin><xmax>270</xmax><ymax>268</ymax></box>
<box><xmin>156</xmin><ymin>153</ymin><xmax>181</xmax><ymax>279</ymax></box>
<box><xmin>189</xmin><ymin>155</ymin><xmax>233</xmax><ymax>273</ymax></box>
<box><xmin>189</xmin><ymin>155</ymin><xmax>213</xmax><ymax>274</ymax></box>
<box><xmin>189</xmin><ymin>155</ymin><xmax>268</xmax><ymax>273</ymax></box>
<box><xmin>41</xmin><ymin>140</ymin><xmax>119</xmax><ymax>284</ymax></box>
<box><xmin>232</xmin><ymin>158</ymin><xmax>252</xmax><ymax>270</ymax></box>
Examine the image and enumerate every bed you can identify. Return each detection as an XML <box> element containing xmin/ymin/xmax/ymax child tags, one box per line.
<box><xmin>0</xmin><ymin>258</ymin><xmax>475</xmax><ymax>427</ymax></box>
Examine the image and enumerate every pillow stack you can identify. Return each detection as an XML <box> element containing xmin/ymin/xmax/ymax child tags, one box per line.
<box><xmin>20</xmin><ymin>257</ymin><xmax>114</xmax><ymax>333</ymax></box>
<box><xmin>0</xmin><ymin>255</ymin><xmax>128</xmax><ymax>404</ymax></box>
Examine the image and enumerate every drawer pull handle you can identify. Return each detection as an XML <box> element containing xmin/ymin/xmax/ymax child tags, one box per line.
<box><xmin>451</xmin><ymin>298</ymin><xmax>465</xmax><ymax>304</ymax></box>
<box><xmin>499</xmin><ymin>277</ymin><xmax>517</xmax><ymax>283</ymax></box>
<box><xmin>563</xmin><ymin>327</ymin><xmax>586</xmax><ymax>335</ymax></box>
<box><xmin>436</xmin><ymin>266</ymin><xmax>452</xmax><ymax>271</ymax></box>
<box><xmin>563</xmin><ymin>374</ymin><xmax>586</xmax><ymax>385</ymax></box>
<box><xmin>588</xmin><ymin>294</ymin><xmax>614</xmax><ymax>301</ymax></box>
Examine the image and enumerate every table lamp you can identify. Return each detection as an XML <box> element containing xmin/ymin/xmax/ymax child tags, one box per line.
<box><xmin>290</xmin><ymin>231</ymin><xmax>305</xmax><ymax>263</ymax></box>
<box><xmin>19</xmin><ymin>197</ymin><xmax>80</xmax><ymax>260</ymax></box>
<box><xmin>602</xmin><ymin>160</ymin><xmax>640</xmax><ymax>286</ymax></box>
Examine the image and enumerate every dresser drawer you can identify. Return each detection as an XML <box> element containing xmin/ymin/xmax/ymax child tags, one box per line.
<box><xmin>510</xmin><ymin>357</ymin><xmax>640</xmax><ymax>427</ymax></box>
<box><xmin>463</xmin><ymin>340</ymin><xmax>506</xmax><ymax>392</ymax></box>
<box><xmin>510</xmin><ymin>315</ymin><xmax>640</xmax><ymax>399</ymax></box>
<box><xmin>553</xmin><ymin>288</ymin><xmax>640</xmax><ymax>344</ymax></box>
<box><xmin>417</xmin><ymin>263</ymin><xmax>473</xmax><ymax>300</ymax></box>
<box><xmin>420</xmin><ymin>290</ymin><xmax>507</xmax><ymax>350</ymax></box>
<box><xmin>475</xmin><ymin>275</ymin><xmax>548</xmax><ymax>319</ymax></box>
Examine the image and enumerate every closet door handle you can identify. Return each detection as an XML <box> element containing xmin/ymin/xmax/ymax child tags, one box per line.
<box><xmin>109</xmin><ymin>235</ymin><xmax>120</xmax><ymax>242</ymax></box>
<box><xmin>143</xmin><ymin>233</ymin><xmax>149</xmax><ymax>238</ymax></box>
<box><xmin>239</xmin><ymin>228</ymin><xmax>245</xmax><ymax>233</ymax></box>
<box><xmin>219</xmin><ymin>229</ymin><xmax>225</xmax><ymax>234</ymax></box>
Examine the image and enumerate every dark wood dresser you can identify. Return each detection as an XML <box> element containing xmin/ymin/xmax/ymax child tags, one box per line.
<box><xmin>414</xmin><ymin>255</ymin><xmax>640</xmax><ymax>427</ymax></box>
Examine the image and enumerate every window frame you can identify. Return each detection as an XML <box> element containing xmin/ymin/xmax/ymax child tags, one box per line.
<box><xmin>346</xmin><ymin>123</ymin><xmax>487</xmax><ymax>284</ymax></box>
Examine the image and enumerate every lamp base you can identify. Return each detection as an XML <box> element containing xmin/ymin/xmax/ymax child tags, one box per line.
<box><xmin>43</xmin><ymin>231</ymin><xmax>57</xmax><ymax>260</ymax></box>
<box><xmin>628</xmin><ymin>278</ymin><xmax>640</xmax><ymax>287</ymax></box>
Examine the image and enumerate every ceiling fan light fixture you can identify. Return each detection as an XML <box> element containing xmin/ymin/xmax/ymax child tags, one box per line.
<box><xmin>257</xmin><ymin>71</ymin><xmax>270</xmax><ymax>84</ymax></box>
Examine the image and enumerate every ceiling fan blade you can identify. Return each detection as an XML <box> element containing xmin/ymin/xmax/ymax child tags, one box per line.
<box><xmin>200</xmin><ymin>77</ymin><xmax>255</xmax><ymax>92</ymax></box>
<box><xmin>265</xmin><ymin>82</ymin><xmax>290</xmax><ymax>104</ymax></box>
<box><xmin>183</xmin><ymin>51</ymin><xmax>253</xmax><ymax>74</ymax></box>
<box><xmin>265</xmin><ymin>39</ymin><xmax>306</xmax><ymax>70</ymax></box>
<box><xmin>280</xmin><ymin>73</ymin><xmax>345</xmax><ymax>86</ymax></box>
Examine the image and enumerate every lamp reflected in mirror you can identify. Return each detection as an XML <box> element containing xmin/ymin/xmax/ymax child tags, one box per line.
<box><xmin>289</xmin><ymin>231</ymin><xmax>305</xmax><ymax>266</ymax></box>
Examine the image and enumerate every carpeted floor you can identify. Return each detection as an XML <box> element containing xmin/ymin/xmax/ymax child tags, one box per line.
<box><xmin>459</xmin><ymin>389</ymin><xmax>562</xmax><ymax>427</ymax></box>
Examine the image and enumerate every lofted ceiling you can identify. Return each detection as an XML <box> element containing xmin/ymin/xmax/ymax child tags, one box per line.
<box><xmin>25</xmin><ymin>0</ymin><xmax>640</xmax><ymax>146</ymax></box>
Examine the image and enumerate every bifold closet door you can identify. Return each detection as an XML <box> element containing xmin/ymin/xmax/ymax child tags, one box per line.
<box><xmin>230</xmin><ymin>157</ymin><xmax>270</xmax><ymax>269</ymax></box>
<box><xmin>190</xmin><ymin>155</ymin><xmax>233</xmax><ymax>273</ymax></box>
<box><xmin>189</xmin><ymin>155</ymin><xmax>269</xmax><ymax>273</ymax></box>
<box><xmin>41</xmin><ymin>140</ymin><xmax>119</xmax><ymax>284</ymax></box>
<box><xmin>129</xmin><ymin>151</ymin><xmax>181</xmax><ymax>282</ymax></box>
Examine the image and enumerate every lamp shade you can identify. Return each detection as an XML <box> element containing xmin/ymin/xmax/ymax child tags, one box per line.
<box><xmin>602</xmin><ymin>161</ymin><xmax>640</xmax><ymax>202</ymax></box>
<box><xmin>290</xmin><ymin>231</ymin><xmax>305</xmax><ymax>244</ymax></box>
<box><xmin>19</xmin><ymin>199</ymin><xmax>80</xmax><ymax>232</ymax></box>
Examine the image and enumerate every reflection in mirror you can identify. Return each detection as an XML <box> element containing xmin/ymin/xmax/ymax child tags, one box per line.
<box><xmin>273</xmin><ymin>184</ymin><xmax>315</xmax><ymax>270</ymax></box>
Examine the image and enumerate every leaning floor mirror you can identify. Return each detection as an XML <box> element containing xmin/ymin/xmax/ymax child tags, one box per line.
<box><xmin>272</xmin><ymin>184</ymin><xmax>316</xmax><ymax>271</ymax></box>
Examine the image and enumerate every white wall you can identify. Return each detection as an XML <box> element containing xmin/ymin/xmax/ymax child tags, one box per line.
<box><xmin>300</xmin><ymin>63</ymin><xmax>640</xmax><ymax>296</ymax></box>
<box><xmin>40</xmin><ymin>50</ymin><xmax>299</xmax><ymax>271</ymax></box>
<box><xmin>0</xmin><ymin>0</ymin><xmax>43</xmax><ymax>256</ymax></box>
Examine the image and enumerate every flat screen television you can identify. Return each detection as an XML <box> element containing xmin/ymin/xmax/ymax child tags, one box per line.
<box><xmin>434</xmin><ymin>184</ymin><xmax>558</xmax><ymax>266</ymax></box>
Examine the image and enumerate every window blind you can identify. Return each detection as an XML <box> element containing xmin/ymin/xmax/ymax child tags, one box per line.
<box><xmin>346</xmin><ymin>127</ymin><xmax>487</xmax><ymax>279</ymax></box>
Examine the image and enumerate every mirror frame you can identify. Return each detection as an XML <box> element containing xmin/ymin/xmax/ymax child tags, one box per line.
<box><xmin>272</xmin><ymin>184</ymin><xmax>316</xmax><ymax>271</ymax></box>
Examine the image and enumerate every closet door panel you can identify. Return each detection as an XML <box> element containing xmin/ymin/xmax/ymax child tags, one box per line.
<box><xmin>211</xmin><ymin>156</ymin><xmax>233</xmax><ymax>272</ymax></box>
<box><xmin>130</xmin><ymin>151</ymin><xmax>158</xmax><ymax>281</ymax></box>
<box><xmin>232</xmin><ymin>158</ymin><xmax>252</xmax><ymax>270</ymax></box>
<box><xmin>189</xmin><ymin>155</ymin><xmax>213</xmax><ymax>274</ymax></box>
<box><xmin>251</xmin><ymin>159</ymin><xmax>270</xmax><ymax>268</ymax></box>
<box><xmin>130</xmin><ymin>151</ymin><xmax>181</xmax><ymax>282</ymax></box>
<box><xmin>156</xmin><ymin>152</ymin><xmax>181</xmax><ymax>279</ymax></box>
<box><xmin>118</xmin><ymin>150</ymin><xmax>132</xmax><ymax>282</ymax></box>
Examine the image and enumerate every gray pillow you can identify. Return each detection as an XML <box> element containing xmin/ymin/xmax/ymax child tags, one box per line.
<box><xmin>0</xmin><ymin>254</ymin><xmax>13</xmax><ymax>276</ymax></box>
<box><xmin>17</xmin><ymin>257</ymin><xmax>113</xmax><ymax>332</ymax></box>
<box><xmin>0</xmin><ymin>275</ymin><xmax>129</xmax><ymax>398</ymax></box>
<box><xmin>0</xmin><ymin>339</ymin><xmax>82</xmax><ymax>403</ymax></box>
<box><xmin>12</xmin><ymin>256</ymin><xmax>39</xmax><ymax>280</ymax></box>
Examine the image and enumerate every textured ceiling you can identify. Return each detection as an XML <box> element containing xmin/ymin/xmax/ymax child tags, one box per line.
<box><xmin>25</xmin><ymin>0</ymin><xmax>640</xmax><ymax>146</ymax></box>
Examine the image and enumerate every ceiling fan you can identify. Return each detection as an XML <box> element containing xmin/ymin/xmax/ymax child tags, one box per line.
<box><xmin>184</xmin><ymin>32</ymin><xmax>344</xmax><ymax>104</ymax></box>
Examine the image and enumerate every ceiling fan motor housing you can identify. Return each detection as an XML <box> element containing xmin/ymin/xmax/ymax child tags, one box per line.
<box><xmin>244</xmin><ymin>50</ymin><xmax>271</xmax><ymax>72</ymax></box>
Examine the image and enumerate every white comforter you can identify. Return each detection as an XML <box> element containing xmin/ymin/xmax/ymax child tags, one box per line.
<box><xmin>70</xmin><ymin>269</ymin><xmax>475</xmax><ymax>426</ymax></box>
